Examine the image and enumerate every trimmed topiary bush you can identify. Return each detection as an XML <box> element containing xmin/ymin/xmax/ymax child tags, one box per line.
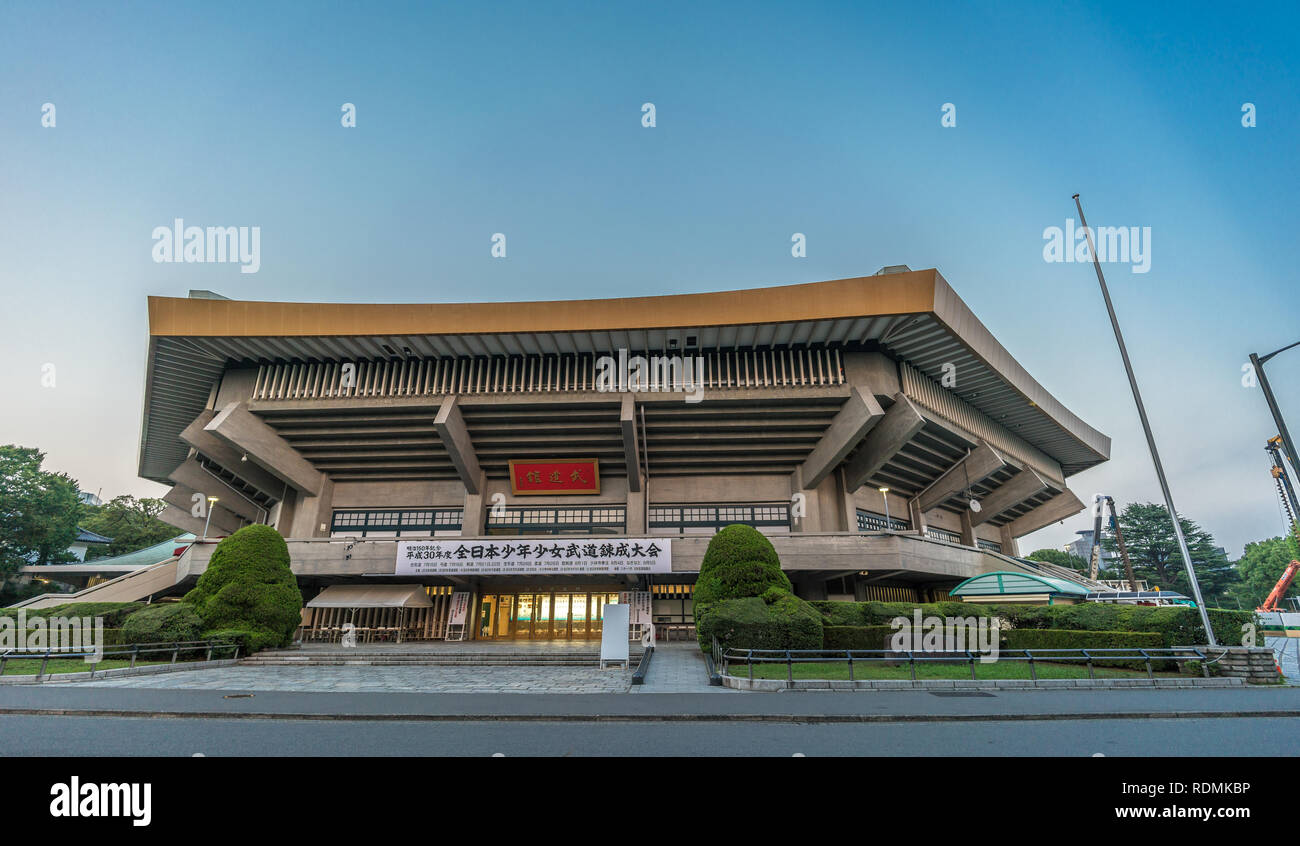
<box><xmin>693</xmin><ymin>525</ymin><xmax>794</xmax><ymax>651</ymax></box>
<box><xmin>183</xmin><ymin>525</ymin><xmax>302</xmax><ymax>654</ymax></box>
<box><xmin>696</xmin><ymin>590</ymin><xmax>824</xmax><ymax>652</ymax></box>
<box><xmin>120</xmin><ymin>603</ymin><xmax>204</xmax><ymax>645</ymax></box>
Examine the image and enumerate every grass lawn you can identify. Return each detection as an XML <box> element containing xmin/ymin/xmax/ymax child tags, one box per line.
<box><xmin>723</xmin><ymin>659</ymin><xmax>1189</xmax><ymax>681</ymax></box>
<box><xmin>0</xmin><ymin>658</ymin><xmax>171</xmax><ymax>676</ymax></box>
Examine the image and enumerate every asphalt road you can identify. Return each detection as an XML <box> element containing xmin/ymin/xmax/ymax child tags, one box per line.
<box><xmin>0</xmin><ymin>713</ymin><xmax>1294</xmax><ymax>756</ymax></box>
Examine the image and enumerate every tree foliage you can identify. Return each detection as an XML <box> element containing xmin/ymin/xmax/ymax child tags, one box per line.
<box><xmin>0</xmin><ymin>445</ymin><xmax>81</xmax><ymax>574</ymax></box>
<box><xmin>183</xmin><ymin>524</ymin><xmax>303</xmax><ymax>653</ymax></box>
<box><xmin>1234</xmin><ymin>533</ymin><xmax>1300</xmax><ymax>609</ymax></box>
<box><xmin>1104</xmin><ymin>502</ymin><xmax>1238</xmax><ymax>598</ymax></box>
<box><xmin>1026</xmin><ymin>548</ymin><xmax>1088</xmax><ymax>572</ymax></box>
<box><xmin>81</xmin><ymin>495</ymin><xmax>177</xmax><ymax>559</ymax></box>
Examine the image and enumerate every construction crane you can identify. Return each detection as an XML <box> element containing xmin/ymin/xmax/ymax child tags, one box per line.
<box><xmin>1088</xmin><ymin>495</ymin><xmax>1140</xmax><ymax>591</ymax></box>
<box><xmin>1257</xmin><ymin>436</ymin><xmax>1300</xmax><ymax>613</ymax></box>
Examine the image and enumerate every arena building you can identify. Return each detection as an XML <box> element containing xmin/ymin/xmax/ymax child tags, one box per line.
<box><xmin>127</xmin><ymin>266</ymin><xmax>1109</xmax><ymax>641</ymax></box>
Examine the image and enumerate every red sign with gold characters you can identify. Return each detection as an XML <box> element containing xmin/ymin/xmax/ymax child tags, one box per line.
<box><xmin>508</xmin><ymin>459</ymin><xmax>601</xmax><ymax>495</ymax></box>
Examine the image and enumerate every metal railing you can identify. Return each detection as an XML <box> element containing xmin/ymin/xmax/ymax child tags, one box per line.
<box><xmin>0</xmin><ymin>639</ymin><xmax>240</xmax><ymax>682</ymax></box>
<box><xmin>721</xmin><ymin>646</ymin><xmax>1218</xmax><ymax>684</ymax></box>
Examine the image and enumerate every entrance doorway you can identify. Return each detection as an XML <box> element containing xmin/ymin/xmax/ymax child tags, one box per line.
<box><xmin>478</xmin><ymin>591</ymin><xmax>621</xmax><ymax>640</ymax></box>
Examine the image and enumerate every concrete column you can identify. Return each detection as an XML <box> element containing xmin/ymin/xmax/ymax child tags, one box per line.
<box><xmin>626</xmin><ymin>488</ymin><xmax>646</xmax><ymax>534</ymax></box>
<box><xmin>999</xmin><ymin>524</ymin><xmax>1020</xmax><ymax>557</ymax></box>
<box><xmin>289</xmin><ymin>477</ymin><xmax>335</xmax><ymax>538</ymax></box>
<box><xmin>461</xmin><ymin>471</ymin><xmax>487</xmax><ymax>537</ymax></box>
<box><xmin>959</xmin><ymin>510</ymin><xmax>976</xmax><ymax>547</ymax></box>
<box><xmin>908</xmin><ymin>498</ymin><xmax>928</xmax><ymax>536</ymax></box>
<box><xmin>788</xmin><ymin>466</ymin><xmax>820</xmax><ymax>532</ymax></box>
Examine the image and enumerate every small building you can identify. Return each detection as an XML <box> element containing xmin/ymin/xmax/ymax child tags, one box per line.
<box><xmin>67</xmin><ymin>528</ymin><xmax>113</xmax><ymax>562</ymax></box>
<box><xmin>950</xmin><ymin>571</ymin><xmax>1092</xmax><ymax>605</ymax></box>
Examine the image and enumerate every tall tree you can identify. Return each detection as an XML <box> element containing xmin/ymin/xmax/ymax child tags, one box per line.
<box><xmin>1234</xmin><ymin>532</ymin><xmax>1300</xmax><ymax>609</ymax></box>
<box><xmin>0</xmin><ymin>445</ymin><xmax>82</xmax><ymax>573</ymax></box>
<box><xmin>1104</xmin><ymin>502</ymin><xmax>1238</xmax><ymax>600</ymax></box>
<box><xmin>80</xmin><ymin>495</ymin><xmax>177</xmax><ymax>559</ymax></box>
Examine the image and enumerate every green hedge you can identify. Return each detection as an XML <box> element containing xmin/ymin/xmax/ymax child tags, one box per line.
<box><xmin>0</xmin><ymin>602</ymin><xmax>145</xmax><ymax>627</ymax></box>
<box><xmin>697</xmin><ymin>593</ymin><xmax>823</xmax><ymax>651</ymax></box>
<box><xmin>811</xmin><ymin>600</ymin><xmax>996</xmax><ymax>627</ymax></box>
<box><xmin>1002</xmin><ymin>628</ymin><xmax>1165</xmax><ymax>650</ymax></box>
<box><xmin>183</xmin><ymin>525</ymin><xmax>303</xmax><ymax>654</ymax></box>
<box><xmin>811</xmin><ymin>600</ymin><xmax>1258</xmax><ymax>648</ymax></box>
<box><xmin>120</xmin><ymin>603</ymin><xmax>205</xmax><ymax>645</ymax></box>
<box><xmin>823</xmin><ymin>625</ymin><xmax>897</xmax><ymax>650</ymax></box>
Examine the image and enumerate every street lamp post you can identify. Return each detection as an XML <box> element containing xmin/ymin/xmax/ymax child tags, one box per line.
<box><xmin>1072</xmin><ymin>194</ymin><xmax>1217</xmax><ymax>645</ymax></box>
<box><xmin>879</xmin><ymin>487</ymin><xmax>891</xmax><ymax>530</ymax></box>
<box><xmin>202</xmin><ymin>496</ymin><xmax>219</xmax><ymax>541</ymax></box>
<box><xmin>1250</xmin><ymin>342</ymin><xmax>1300</xmax><ymax>473</ymax></box>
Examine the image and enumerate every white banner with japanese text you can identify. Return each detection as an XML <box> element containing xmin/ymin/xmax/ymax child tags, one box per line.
<box><xmin>395</xmin><ymin>538</ymin><xmax>671</xmax><ymax>576</ymax></box>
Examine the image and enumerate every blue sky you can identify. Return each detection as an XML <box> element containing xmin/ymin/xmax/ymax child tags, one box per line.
<box><xmin>1</xmin><ymin>0</ymin><xmax>1297</xmax><ymax>563</ymax></box>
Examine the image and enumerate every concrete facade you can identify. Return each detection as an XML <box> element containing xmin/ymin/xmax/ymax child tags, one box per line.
<box><xmin>133</xmin><ymin>269</ymin><xmax>1111</xmax><ymax>616</ymax></box>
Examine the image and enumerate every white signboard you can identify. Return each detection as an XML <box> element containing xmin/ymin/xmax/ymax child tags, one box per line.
<box><xmin>448</xmin><ymin>592</ymin><xmax>471</xmax><ymax>626</ymax></box>
<box><xmin>600</xmin><ymin>603</ymin><xmax>631</xmax><ymax>668</ymax></box>
<box><xmin>396</xmin><ymin>538</ymin><xmax>671</xmax><ymax>576</ymax></box>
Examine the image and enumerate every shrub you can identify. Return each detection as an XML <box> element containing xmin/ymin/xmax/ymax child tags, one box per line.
<box><xmin>811</xmin><ymin>600</ymin><xmax>996</xmax><ymax>627</ymax></box>
<box><xmin>697</xmin><ymin>590</ymin><xmax>823</xmax><ymax>651</ymax></box>
<box><xmin>202</xmin><ymin>628</ymin><xmax>260</xmax><ymax>657</ymax></box>
<box><xmin>183</xmin><ymin>525</ymin><xmax>302</xmax><ymax>653</ymax></box>
<box><xmin>693</xmin><ymin>525</ymin><xmax>792</xmax><ymax>650</ymax></box>
<box><xmin>1002</xmin><ymin>628</ymin><xmax>1165</xmax><ymax>651</ymax></box>
<box><xmin>120</xmin><ymin>603</ymin><xmax>205</xmax><ymax>645</ymax></box>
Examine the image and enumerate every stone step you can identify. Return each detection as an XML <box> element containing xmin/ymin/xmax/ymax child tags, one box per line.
<box><xmin>240</xmin><ymin>651</ymin><xmax>643</xmax><ymax>667</ymax></box>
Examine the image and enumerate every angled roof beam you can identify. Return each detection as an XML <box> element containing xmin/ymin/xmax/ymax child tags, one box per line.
<box><xmin>204</xmin><ymin>402</ymin><xmax>324</xmax><ymax>496</ymax></box>
<box><xmin>167</xmin><ymin>457</ymin><xmax>271</xmax><ymax>523</ymax></box>
<box><xmin>1003</xmin><ymin>488</ymin><xmax>1087</xmax><ymax>538</ymax></box>
<box><xmin>433</xmin><ymin>394</ymin><xmax>482</xmax><ymax>495</ymax></box>
<box><xmin>795</xmin><ymin>387</ymin><xmax>884</xmax><ymax>490</ymax></box>
<box><xmin>913</xmin><ymin>439</ymin><xmax>1005</xmax><ymax>514</ymax></box>
<box><xmin>969</xmin><ymin>467</ymin><xmax>1050</xmax><ymax>527</ymax></box>
<box><xmin>179</xmin><ymin>409</ymin><xmax>289</xmax><ymax>496</ymax></box>
<box><xmin>842</xmin><ymin>393</ymin><xmax>927</xmax><ymax>492</ymax></box>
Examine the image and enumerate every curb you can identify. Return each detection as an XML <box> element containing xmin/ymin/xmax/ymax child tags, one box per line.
<box><xmin>0</xmin><ymin>707</ymin><xmax>1297</xmax><ymax>723</ymax></box>
<box><xmin>721</xmin><ymin>675</ymin><xmax>1250</xmax><ymax>692</ymax></box>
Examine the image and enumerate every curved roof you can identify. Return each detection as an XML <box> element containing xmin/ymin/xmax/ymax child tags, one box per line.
<box><xmin>951</xmin><ymin>570</ymin><xmax>1091</xmax><ymax>597</ymax></box>
<box><xmin>139</xmin><ymin>268</ymin><xmax>1110</xmax><ymax>481</ymax></box>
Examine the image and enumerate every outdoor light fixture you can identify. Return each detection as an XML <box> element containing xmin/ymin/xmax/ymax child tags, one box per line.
<box><xmin>878</xmin><ymin>486</ymin><xmax>891</xmax><ymax>528</ymax></box>
<box><xmin>969</xmin><ymin>498</ymin><xmax>982</xmax><ymax>513</ymax></box>
<box><xmin>240</xmin><ymin>453</ymin><xmax>248</xmax><ymax>462</ymax></box>
<box><xmin>202</xmin><ymin>496</ymin><xmax>219</xmax><ymax>541</ymax></box>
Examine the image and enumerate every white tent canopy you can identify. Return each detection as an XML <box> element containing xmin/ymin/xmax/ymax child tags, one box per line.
<box><xmin>307</xmin><ymin>584</ymin><xmax>433</xmax><ymax>609</ymax></box>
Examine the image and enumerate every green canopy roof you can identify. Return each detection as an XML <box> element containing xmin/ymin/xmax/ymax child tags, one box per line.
<box><xmin>950</xmin><ymin>570</ymin><xmax>1091</xmax><ymax>598</ymax></box>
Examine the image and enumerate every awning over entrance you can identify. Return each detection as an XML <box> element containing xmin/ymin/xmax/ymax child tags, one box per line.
<box><xmin>307</xmin><ymin>584</ymin><xmax>434</xmax><ymax>609</ymax></box>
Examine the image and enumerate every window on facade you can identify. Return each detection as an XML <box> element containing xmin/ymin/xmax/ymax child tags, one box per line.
<box><xmin>977</xmin><ymin>538</ymin><xmax>1003</xmax><ymax>553</ymax></box>
<box><xmin>855</xmin><ymin>509</ymin><xmax>910</xmax><ymax>532</ymax></box>
<box><xmin>925</xmin><ymin>526</ymin><xmax>962</xmax><ymax>543</ymax></box>
<box><xmin>649</xmin><ymin>503</ymin><xmax>791</xmax><ymax>536</ymax></box>
<box><xmin>330</xmin><ymin>508</ymin><xmax>464</xmax><ymax>538</ymax></box>
<box><xmin>486</xmin><ymin>506</ymin><xmax>626</xmax><ymax>535</ymax></box>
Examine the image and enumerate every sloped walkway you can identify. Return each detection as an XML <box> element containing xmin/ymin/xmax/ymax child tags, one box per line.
<box><xmin>634</xmin><ymin>643</ymin><xmax>733</xmax><ymax>694</ymax></box>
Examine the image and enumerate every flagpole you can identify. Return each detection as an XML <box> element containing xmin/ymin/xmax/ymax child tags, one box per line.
<box><xmin>1072</xmin><ymin>194</ymin><xmax>1217</xmax><ymax>645</ymax></box>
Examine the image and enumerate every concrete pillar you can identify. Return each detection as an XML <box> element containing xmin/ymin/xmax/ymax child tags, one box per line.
<box><xmin>788</xmin><ymin>466</ymin><xmax>820</xmax><ymax>532</ymax></box>
<box><xmin>626</xmin><ymin>488</ymin><xmax>646</xmax><ymax>534</ymax></box>
<box><xmin>959</xmin><ymin>510</ymin><xmax>976</xmax><ymax>547</ymax></box>
<box><xmin>999</xmin><ymin>524</ymin><xmax>1021</xmax><ymax>557</ymax></box>
<box><xmin>289</xmin><ymin>477</ymin><xmax>335</xmax><ymax>538</ymax></box>
<box><xmin>461</xmin><ymin>471</ymin><xmax>487</xmax><ymax>537</ymax></box>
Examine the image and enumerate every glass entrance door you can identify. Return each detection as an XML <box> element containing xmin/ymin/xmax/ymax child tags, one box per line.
<box><xmin>478</xmin><ymin>591</ymin><xmax>623</xmax><ymax>640</ymax></box>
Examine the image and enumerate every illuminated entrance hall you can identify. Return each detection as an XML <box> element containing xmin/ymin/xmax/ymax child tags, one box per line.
<box><xmin>479</xmin><ymin>591</ymin><xmax>622</xmax><ymax>640</ymax></box>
